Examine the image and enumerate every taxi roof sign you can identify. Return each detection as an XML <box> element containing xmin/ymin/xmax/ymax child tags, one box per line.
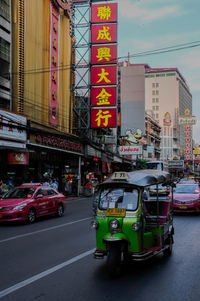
<box><xmin>111</xmin><ymin>172</ymin><xmax>129</xmax><ymax>180</ymax></box>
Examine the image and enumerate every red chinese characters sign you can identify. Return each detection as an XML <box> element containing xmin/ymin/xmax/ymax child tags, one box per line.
<box><xmin>91</xmin><ymin>86</ymin><xmax>116</xmax><ymax>107</ymax></box>
<box><xmin>91</xmin><ymin>3</ymin><xmax>117</xmax><ymax>23</ymax></box>
<box><xmin>91</xmin><ymin>65</ymin><xmax>117</xmax><ymax>86</ymax></box>
<box><xmin>91</xmin><ymin>24</ymin><xmax>117</xmax><ymax>44</ymax></box>
<box><xmin>91</xmin><ymin>108</ymin><xmax>117</xmax><ymax>128</ymax></box>
<box><xmin>91</xmin><ymin>44</ymin><xmax>117</xmax><ymax>65</ymax></box>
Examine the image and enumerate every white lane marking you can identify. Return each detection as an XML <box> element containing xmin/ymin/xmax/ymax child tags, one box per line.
<box><xmin>0</xmin><ymin>248</ymin><xmax>95</xmax><ymax>299</ymax></box>
<box><xmin>0</xmin><ymin>217</ymin><xmax>92</xmax><ymax>244</ymax></box>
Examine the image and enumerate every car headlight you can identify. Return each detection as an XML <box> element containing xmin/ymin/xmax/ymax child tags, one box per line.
<box><xmin>91</xmin><ymin>220</ymin><xmax>99</xmax><ymax>229</ymax></box>
<box><xmin>109</xmin><ymin>219</ymin><xmax>119</xmax><ymax>230</ymax></box>
<box><xmin>132</xmin><ymin>221</ymin><xmax>142</xmax><ymax>231</ymax></box>
<box><xmin>13</xmin><ymin>203</ymin><xmax>27</xmax><ymax>211</ymax></box>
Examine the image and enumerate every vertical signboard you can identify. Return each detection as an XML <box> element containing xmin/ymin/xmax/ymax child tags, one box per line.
<box><xmin>90</xmin><ymin>1</ymin><xmax>118</xmax><ymax>129</ymax></box>
<box><xmin>50</xmin><ymin>3</ymin><xmax>59</xmax><ymax>126</ymax></box>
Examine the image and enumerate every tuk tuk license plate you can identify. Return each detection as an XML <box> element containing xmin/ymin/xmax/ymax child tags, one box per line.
<box><xmin>179</xmin><ymin>205</ymin><xmax>187</xmax><ymax>209</ymax></box>
<box><xmin>106</xmin><ymin>208</ymin><xmax>126</xmax><ymax>217</ymax></box>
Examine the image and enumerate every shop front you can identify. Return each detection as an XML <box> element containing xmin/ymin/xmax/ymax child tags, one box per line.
<box><xmin>0</xmin><ymin>110</ymin><xmax>28</xmax><ymax>186</ymax></box>
<box><xmin>27</xmin><ymin>132</ymin><xmax>84</xmax><ymax>195</ymax></box>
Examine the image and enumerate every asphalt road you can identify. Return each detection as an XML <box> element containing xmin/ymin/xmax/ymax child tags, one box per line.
<box><xmin>1</xmin><ymin>197</ymin><xmax>200</xmax><ymax>301</ymax></box>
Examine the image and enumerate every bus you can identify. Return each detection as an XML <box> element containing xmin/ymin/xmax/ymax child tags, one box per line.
<box><xmin>146</xmin><ymin>160</ymin><xmax>168</xmax><ymax>171</ymax></box>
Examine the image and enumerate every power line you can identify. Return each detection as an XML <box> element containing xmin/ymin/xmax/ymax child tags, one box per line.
<box><xmin>1</xmin><ymin>40</ymin><xmax>200</xmax><ymax>77</ymax></box>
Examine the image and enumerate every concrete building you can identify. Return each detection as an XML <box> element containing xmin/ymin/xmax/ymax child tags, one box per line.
<box><xmin>119</xmin><ymin>62</ymin><xmax>150</xmax><ymax>137</ymax></box>
<box><xmin>0</xmin><ymin>0</ymin><xmax>11</xmax><ymax>110</ymax></box>
<box><xmin>145</xmin><ymin>67</ymin><xmax>192</xmax><ymax>160</ymax></box>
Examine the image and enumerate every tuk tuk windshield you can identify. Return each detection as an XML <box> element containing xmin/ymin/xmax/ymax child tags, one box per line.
<box><xmin>99</xmin><ymin>187</ymin><xmax>139</xmax><ymax>211</ymax></box>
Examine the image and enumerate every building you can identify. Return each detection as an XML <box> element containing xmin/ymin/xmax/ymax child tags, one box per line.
<box><xmin>0</xmin><ymin>0</ymin><xmax>85</xmax><ymax>192</ymax></box>
<box><xmin>144</xmin><ymin>111</ymin><xmax>161</xmax><ymax>160</ymax></box>
<box><xmin>0</xmin><ymin>0</ymin><xmax>11</xmax><ymax>109</ymax></box>
<box><xmin>145</xmin><ymin>67</ymin><xmax>192</xmax><ymax>161</ymax></box>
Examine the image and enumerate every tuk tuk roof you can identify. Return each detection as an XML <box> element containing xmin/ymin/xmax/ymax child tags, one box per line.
<box><xmin>100</xmin><ymin>170</ymin><xmax>172</xmax><ymax>188</ymax></box>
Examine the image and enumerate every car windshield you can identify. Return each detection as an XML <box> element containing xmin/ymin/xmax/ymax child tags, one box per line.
<box><xmin>99</xmin><ymin>187</ymin><xmax>139</xmax><ymax>211</ymax></box>
<box><xmin>174</xmin><ymin>185</ymin><xmax>199</xmax><ymax>194</ymax></box>
<box><xmin>2</xmin><ymin>187</ymin><xmax>35</xmax><ymax>199</ymax></box>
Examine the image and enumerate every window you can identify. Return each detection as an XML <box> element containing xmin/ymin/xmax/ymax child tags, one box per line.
<box><xmin>156</xmin><ymin>106</ymin><xmax>159</xmax><ymax>111</ymax></box>
<box><xmin>156</xmin><ymin>98</ymin><xmax>159</xmax><ymax>103</ymax></box>
<box><xmin>35</xmin><ymin>189</ymin><xmax>46</xmax><ymax>197</ymax></box>
<box><xmin>156</xmin><ymin>83</ymin><xmax>159</xmax><ymax>88</ymax></box>
<box><xmin>156</xmin><ymin>113</ymin><xmax>159</xmax><ymax>119</ymax></box>
<box><xmin>152</xmin><ymin>83</ymin><xmax>155</xmax><ymax>88</ymax></box>
<box><xmin>46</xmin><ymin>189</ymin><xmax>57</xmax><ymax>196</ymax></box>
<box><xmin>156</xmin><ymin>90</ymin><xmax>159</xmax><ymax>95</ymax></box>
<box><xmin>152</xmin><ymin>90</ymin><xmax>155</xmax><ymax>95</ymax></box>
<box><xmin>152</xmin><ymin>98</ymin><xmax>155</xmax><ymax>103</ymax></box>
<box><xmin>152</xmin><ymin>106</ymin><xmax>155</xmax><ymax>110</ymax></box>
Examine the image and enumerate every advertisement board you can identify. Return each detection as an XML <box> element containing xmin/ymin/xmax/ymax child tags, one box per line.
<box><xmin>90</xmin><ymin>108</ymin><xmax>117</xmax><ymax>128</ymax></box>
<box><xmin>91</xmin><ymin>65</ymin><xmax>117</xmax><ymax>86</ymax></box>
<box><xmin>91</xmin><ymin>3</ymin><xmax>117</xmax><ymax>23</ymax></box>
<box><xmin>90</xmin><ymin>86</ymin><xmax>116</xmax><ymax>107</ymax></box>
<box><xmin>91</xmin><ymin>44</ymin><xmax>117</xmax><ymax>65</ymax></box>
<box><xmin>91</xmin><ymin>24</ymin><xmax>117</xmax><ymax>44</ymax></box>
<box><xmin>118</xmin><ymin>145</ymin><xmax>143</xmax><ymax>156</ymax></box>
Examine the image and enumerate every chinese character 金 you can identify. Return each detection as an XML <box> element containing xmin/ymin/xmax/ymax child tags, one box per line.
<box><xmin>96</xmin><ymin>88</ymin><xmax>111</xmax><ymax>105</ymax></box>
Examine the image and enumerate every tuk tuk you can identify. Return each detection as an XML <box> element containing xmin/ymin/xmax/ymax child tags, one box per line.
<box><xmin>91</xmin><ymin>170</ymin><xmax>175</xmax><ymax>275</ymax></box>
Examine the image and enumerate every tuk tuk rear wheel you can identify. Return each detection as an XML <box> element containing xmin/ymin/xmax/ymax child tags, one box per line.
<box><xmin>107</xmin><ymin>246</ymin><xmax>122</xmax><ymax>277</ymax></box>
<box><xmin>163</xmin><ymin>235</ymin><xmax>173</xmax><ymax>257</ymax></box>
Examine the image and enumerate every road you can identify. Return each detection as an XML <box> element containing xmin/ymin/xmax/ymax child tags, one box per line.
<box><xmin>1</xmin><ymin>196</ymin><xmax>200</xmax><ymax>301</ymax></box>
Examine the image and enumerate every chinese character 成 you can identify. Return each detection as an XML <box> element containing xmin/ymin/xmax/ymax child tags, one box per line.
<box><xmin>97</xmin><ymin>68</ymin><xmax>111</xmax><ymax>84</ymax></box>
<box><xmin>97</xmin><ymin>26</ymin><xmax>111</xmax><ymax>41</ymax></box>
<box><xmin>96</xmin><ymin>88</ymin><xmax>111</xmax><ymax>105</ymax></box>
<box><xmin>97</xmin><ymin>6</ymin><xmax>111</xmax><ymax>21</ymax></box>
<box><xmin>95</xmin><ymin>110</ymin><xmax>112</xmax><ymax>127</ymax></box>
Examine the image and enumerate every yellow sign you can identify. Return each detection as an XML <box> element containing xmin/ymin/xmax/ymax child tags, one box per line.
<box><xmin>106</xmin><ymin>208</ymin><xmax>126</xmax><ymax>217</ymax></box>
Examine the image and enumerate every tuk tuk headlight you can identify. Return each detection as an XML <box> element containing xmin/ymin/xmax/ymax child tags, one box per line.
<box><xmin>132</xmin><ymin>221</ymin><xmax>142</xmax><ymax>231</ymax></box>
<box><xmin>91</xmin><ymin>220</ymin><xmax>99</xmax><ymax>229</ymax></box>
<box><xmin>109</xmin><ymin>219</ymin><xmax>119</xmax><ymax>230</ymax></box>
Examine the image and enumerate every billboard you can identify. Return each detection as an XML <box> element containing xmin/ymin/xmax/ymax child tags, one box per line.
<box><xmin>91</xmin><ymin>3</ymin><xmax>117</xmax><ymax>23</ymax></box>
<box><xmin>91</xmin><ymin>86</ymin><xmax>117</xmax><ymax>107</ymax></box>
<box><xmin>91</xmin><ymin>44</ymin><xmax>117</xmax><ymax>65</ymax></box>
<box><xmin>91</xmin><ymin>24</ymin><xmax>117</xmax><ymax>44</ymax></box>
<box><xmin>90</xmin><ymin>108</ymin><xmax>117</xmax><ymax>128</ymax></box>
<box><xmin>91</xmin><ymin>65</ymin><xmax>117</xmax><ymax>86</ymax></box>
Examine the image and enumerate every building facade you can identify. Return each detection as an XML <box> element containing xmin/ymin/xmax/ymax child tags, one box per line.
<box><xmin>145</xmin><ymin>67</ymin><xmax>192</xmax><ymax>161</ymax></box>
<box><xmin>0</xmin><ymin>0</ymin><xmax>11</xmax><ymax>110</ymax></box>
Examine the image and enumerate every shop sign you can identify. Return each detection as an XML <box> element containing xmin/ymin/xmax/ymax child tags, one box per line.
<box><xmin>91</xmin><ymin>24</ymin><xmax>117</xmax><ymax>44</ymax></box>
<box><xmin>50</xmin><ymin>5</ymin><xmax>59</xmax><ymax>126</ymax></box>
<box><xmin>179</xmin><ymin>116</ymin><xmax>197</xmax><ymax>125</ymax></box>
<box><xmin>86</xmin><ymin>145</ymin><xmax>101</xmax><ymax>158</ymax></box>
<box><xmin>35</xmin><ymin>134</ymin><xmax>84</xmax><ymax>153</ymax></box>
<box><xmin>91</xmin><ymin>86</ymin><xmax>116</xmax><ymax>107</ymax></box>
<box><xmin>147</xmin><ymin>145</ymin><xmax>154</xmax><ymax>153</ymax></box>
<box><xmin>102</xmin><ymin>135</ymin><xmax>116</xmax><ymax>144</ymax></box>
<box><xmin>163</xmin><ymin>112</ymin><xmax>172</xmax><ymax>126</ymax></box>
<box><xmin>91</xmin><ymin>44</ymin><xmax>117</xmax><ymax>65</ymax></box>
<box><xmin>168</xmin><ymin>160</ymin><xmax>184</xmax><ymax>169</ymax></box>
<box><xmin>7</xmin><ymin>152</ymin><xmax>29</xmax><ymax>165</ymax></box>
<box><xmin>90</xmin><ymin>108</ymin><xmax>117</xmax><ymax>128</ymax></box>
<box><xmin>0</xmin><ymin>110</ymin><xmax>27</xmax><ymax>142</ymax></box>
<box><xmin>91</xmin><ymin>3</ymin><xmax>117</xmax><ymax>24</ymax></box>
<box><xmin>118</xmin><ymin>145</ymin><xmax>143</xmax><ymax>156</ymax></box>
<box><xmin>91</xmin><ymin>65</ymin><xmax>117</xmax><ymax>86</ymax></box>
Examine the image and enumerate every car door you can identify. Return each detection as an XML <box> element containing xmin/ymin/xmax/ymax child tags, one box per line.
<box><xmin>45</xmin><ymin>188</ymin><xmax>58</xmax><ymax>214</ymax></box>
<box><xmin>35</xmin><ymin>188</ymin><xmax>49</xmax><ymax>216</ymax></box>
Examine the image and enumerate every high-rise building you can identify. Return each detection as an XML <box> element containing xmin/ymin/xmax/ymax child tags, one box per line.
<box><xmin>145</xmin><ymin>67</ymin><xmax>192</xmax><ymax>160</ymax></box>
<box><xmin>0</xmin><ymin>0</ymin><xmax>11</xmax><ymax>109</ymax></box>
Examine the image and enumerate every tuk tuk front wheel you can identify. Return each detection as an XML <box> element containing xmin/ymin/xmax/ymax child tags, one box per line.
<box><xmin>163</xmin><ymin>235</ymin><xmax>173</xmax><ymax>257</ymax></box>
<box><xmin>107</xmin><ymin>246</ymin><xmax>122</xmax><ymax>277</ymax></box>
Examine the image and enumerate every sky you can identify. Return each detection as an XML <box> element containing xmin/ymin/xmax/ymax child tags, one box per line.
<box><xmin>117</xmin><ymin>0</ymin><xmax>200</xmax><ymax>143</ymax></box>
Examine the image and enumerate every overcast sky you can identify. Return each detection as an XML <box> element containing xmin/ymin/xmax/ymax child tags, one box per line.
<box><xmin>117</xmin><ymin>0</ymin><xmax>200</xmax><ymax>143</ymax></box>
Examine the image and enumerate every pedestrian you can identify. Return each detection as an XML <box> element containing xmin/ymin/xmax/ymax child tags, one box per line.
<box><xmin>51</xmin><ymin>178</ymin><xmax>58</xmax><ymax>191</ymax></box>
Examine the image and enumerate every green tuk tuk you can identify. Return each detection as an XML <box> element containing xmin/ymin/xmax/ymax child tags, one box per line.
<box><xmin>91</xmin><ymin>170</ymin><xmax>175</xmax><ymax>275</ymax></box>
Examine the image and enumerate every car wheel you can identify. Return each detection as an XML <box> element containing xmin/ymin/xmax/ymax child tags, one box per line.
<box><xmin>57</xmin><ymin>204</ymin><xmax>64</xmax><ymax>217</ymax></box>
<box><xmin>163</xmin><ymin>235</ymin><xmax>173</xmax><ymax>257</ymax></box>
<box><xmin>27</xmin><ymin>208</ymin><xmax>36</xmax><ymax>223</ymax></box>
